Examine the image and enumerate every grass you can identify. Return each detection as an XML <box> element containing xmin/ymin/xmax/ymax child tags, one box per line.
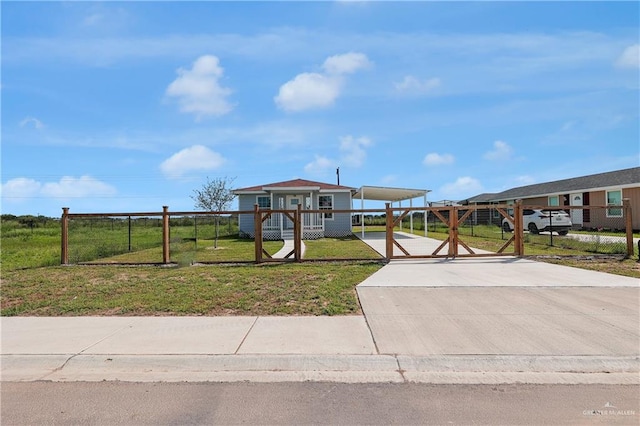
<box><xmin>304</xmin><ymin>235</ymin><xmax>382</xmax><ymax>260</ymax></box>
<box><xmin>1</xmin><ymin>223</ymin><xmax>384</xmax><ymax>316</ymax></box>
<box><xmin>0</xmin><ymin>262</ymin><xmax>382</xmax><ymax>317</ymax></box>
<box><xmin>532</xmin><ymin>257</ymin><xmax>640</xmax><ymax>279</ymax></box>
<box><xmin>88</xmin><ymin>236</ymin><xmax>284</xmax><ymax>265</ymax></box>
<box><xmin>1</xmin><ymin>225</ymin><xmax>62</xmax><ymax>270</ymax></box>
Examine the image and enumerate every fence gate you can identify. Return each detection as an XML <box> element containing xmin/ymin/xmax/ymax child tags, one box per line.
<box><xmin>384</xmin><ymin>202</ymin><xmax>524</xmax><ymax>259</ymax></box>
<box><xmin>254</xmin><ymin>206</ymin><xmax>302</xmax><ymax>262</ymax></box>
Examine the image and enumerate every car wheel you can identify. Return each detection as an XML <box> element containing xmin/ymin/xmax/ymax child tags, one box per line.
<box><xmin>528</xmin><ymin>223</ymin><xmax>539</xmax><ymax>234</ymax></box>
<box><xmin>502</xmin><ymin>222</ymin><xmax>512</xmax><ymax>232</ymax></box>
<box><xmin>558</xmin><ymin>230</ymin><xmax>568</xmax><ymax>236</ymax></box>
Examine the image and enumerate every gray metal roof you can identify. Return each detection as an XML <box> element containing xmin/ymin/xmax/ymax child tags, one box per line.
<box><xmin>353</xmin><ymin>186</ymin><xmax>430</xmax><ymax>202</ymax></box>
<box><xmin>461</xmin><ymin>193</ymin><xmax>498</xmax><ymax>204</ymax></box>
<box><xmin>488</xmin><ymin>167</ymin><xmax>640</xmax><ymax>201</ymax></box>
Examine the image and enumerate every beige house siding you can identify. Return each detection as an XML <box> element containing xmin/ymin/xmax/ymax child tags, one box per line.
<box><xmin>507</xmin><ymin>187</ymin><xmax>639</xmax><ymax>230</ymax></box>
<box><xmin>521</xmin><ymin>196</ymin><xmax>548</xmax><ymax>206</ymax></box>
<box><xmin>583</xmin><ymin>188</ymin><xmax>639</xmax><ymax>230</ymax></box>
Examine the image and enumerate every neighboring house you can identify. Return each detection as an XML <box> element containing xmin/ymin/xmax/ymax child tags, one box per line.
<box><xmin>462</xmin><ymin>167</ymin><xmax>640</xmax><ymax>230</ymax></box>
<box><xmin>233</xmin><ymin>179</ymin><xmax>355</xmax><ymax>240</ymax></box>
<box><xmin>460</xmin><ymin>193</ymin><xmax>498</xmax><ymax>225</ymax></box>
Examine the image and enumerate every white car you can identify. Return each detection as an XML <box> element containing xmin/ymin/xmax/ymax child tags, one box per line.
<box><xmin>502</xmin><ymin>208</ymin><xmax>572</xmax><ymax>235</ymax></box>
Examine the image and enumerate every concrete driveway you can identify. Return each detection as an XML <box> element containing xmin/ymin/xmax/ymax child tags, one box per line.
<box><xmin>356</xmin><ymin>235</ymin><xmax>639</xmax><ymax>357</ymax></box>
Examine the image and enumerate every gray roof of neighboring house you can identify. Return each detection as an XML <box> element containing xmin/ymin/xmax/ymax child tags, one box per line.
<box><xmin>488</xmin><ymin>167</ymin><xmax>640</xmax><ymax>201</ymax></box>
<box><xmin>461</xmin><ymin>193</ymin><xmax>498</xmax><ymax>204</ymax></box>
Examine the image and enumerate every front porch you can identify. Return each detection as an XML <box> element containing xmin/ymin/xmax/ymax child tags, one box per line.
<box><xmin>262</xmin><ymin>211</ymin><xmax>325</xmax><ymax>240</ymax></box>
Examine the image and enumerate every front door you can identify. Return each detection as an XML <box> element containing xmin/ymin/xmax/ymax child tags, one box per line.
<box><xmin>285</xmin><ymin>195</ymin><xmax>301</xmax><ymax>229</ymax></box>
<box><xmin>570</xmin><ymin>193</ymin><xmax>583</xmax><ymax>227</ymax></box>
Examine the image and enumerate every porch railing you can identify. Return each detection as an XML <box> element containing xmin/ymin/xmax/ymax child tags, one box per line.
<box><xmin>261</xmin><ymin>211</ymin><xmax>324</xmax><ymax>232</ymax></box>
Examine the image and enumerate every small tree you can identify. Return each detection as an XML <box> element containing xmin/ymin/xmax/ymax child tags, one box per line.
<box><xmin>191</xmin><ymin>176</ymin><xmax>236</xmax><ymax>248</ymax></box>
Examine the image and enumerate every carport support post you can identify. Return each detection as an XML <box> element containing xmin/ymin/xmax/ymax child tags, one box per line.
<box><xmin>385</xmin><ymin>202</ymin><xmax>393</xmax><ymax>260</ymax></box>
<box><xmin>162</xmin><ymin>206</ymin><xmax>170</xmax><ymax>264</ymax></box>
<box><xmin>623</xmin><ymin>198</ymin><xmax>633</xmax><ymax>257</ymax></box>
<box><xmin>61</xmin><ymin>207</ymin><xmax>69</xmax><ymax>265</ymax></box>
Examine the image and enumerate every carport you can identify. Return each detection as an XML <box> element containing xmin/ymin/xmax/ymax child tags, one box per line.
<box><xmin>353</xmin><ymin>186</ymin><xmax>431</xmax><ymax>238</ymax></box>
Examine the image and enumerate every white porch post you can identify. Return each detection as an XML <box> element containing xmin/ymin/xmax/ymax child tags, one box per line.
<box><xmin>399</xmin><ymin>200</ymin><xmax>402</xmax><ymax>231</ymax></box>
<box><xmin>361</xmin><ymin>189</ymin><xmax>365</xmax><ymax>239</ymax></box>
<box><xmin>424</xmin><ymin>193</ymin><xmax>428</xmax><ymax>237</ymax></box>
<box><xmin>410</xmin><ymin>198</ymin><xmax>413</xmax><ymax>234</ymax></box>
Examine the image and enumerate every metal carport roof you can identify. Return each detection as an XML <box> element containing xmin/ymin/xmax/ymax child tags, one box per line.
<box><xmin>353</xmin><ymin>186</ymin><xmax>430</xmax><ymax>203</ymax></box>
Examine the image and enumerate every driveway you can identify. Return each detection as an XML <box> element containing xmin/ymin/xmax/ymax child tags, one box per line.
<box><xmin>357</xmin><ymin>231</ymin><xmax>493</xmax><ymax>256</ymax></box>
<box><xmin>356</xmin><ymin>235</ymin><xmax>639</xmax><ymax>357</ymax></box>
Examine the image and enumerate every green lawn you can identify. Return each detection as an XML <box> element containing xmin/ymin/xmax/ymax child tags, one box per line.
<box><xmin>1</xmin><ymin>223</ymin><xmax>385</xmax><ymax>316</ymax></box>
<box><xmin>303</xmin><ymin>235</ymin><xmax>382</xmax><ymax>260</ymax></box>
<box><xmin>1</xmin><ymin>262</ymin><xmax>382</xmax><ymax>316</ymax></box>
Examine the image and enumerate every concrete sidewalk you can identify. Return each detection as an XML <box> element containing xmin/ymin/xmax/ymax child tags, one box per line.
<box><xmin>2</xmin><ymin>316</ymin><xmax>638</xmax><ymax>384</ymax></box>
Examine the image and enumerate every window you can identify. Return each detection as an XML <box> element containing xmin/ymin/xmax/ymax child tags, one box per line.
<box><xmin>256</xmin><ymin>196</ymin><xmax>271</xmax><ymax>209</ymax></box>
<box><xmin>548</xmin><ymin>195</ymin><xmax>559</xmax><ymax>207</ymax></box>
<box><xmin>318</xmin><ymin>194</ymin><xmax>334</xmax><ymax>219</ymax></box>
<box><xmin>606</xmin><ymin>189</ymin><xmax>622</xmax><ymax>217</ymax></box>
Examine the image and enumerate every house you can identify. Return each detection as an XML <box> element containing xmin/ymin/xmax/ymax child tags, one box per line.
<box><xmin>233</xmin><ymin>179</ymin><xmax>355</xmax><ymax>240</ymax></box>
<box><xmin>462</xmin><ymin>167</ymin><xmax>640</xmax><ymax>230</ymax></box>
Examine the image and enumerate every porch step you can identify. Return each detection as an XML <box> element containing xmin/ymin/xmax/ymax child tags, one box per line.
<box><xmin>281</xmin><ymin>230</ymin><xmax>294</xmax><ymax>241</ymax></box>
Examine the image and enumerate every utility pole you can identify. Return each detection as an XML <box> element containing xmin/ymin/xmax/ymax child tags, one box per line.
<box><xmin>336</xmin><ymin>167</ymin><xmax>340</xmax><ymax>185</ymax></box>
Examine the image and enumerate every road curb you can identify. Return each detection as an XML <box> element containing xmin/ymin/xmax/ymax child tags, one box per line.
<box><xmin>2</xmin><ymin>354</ymin><xmax>638</xmax><ymax>384</ymax></box>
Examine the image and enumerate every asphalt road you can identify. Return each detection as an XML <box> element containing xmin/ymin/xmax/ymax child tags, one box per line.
<box><xmin>2</xmin><ymin>382</ymin><xmax>638</xmax><ymax>425</ymax></box>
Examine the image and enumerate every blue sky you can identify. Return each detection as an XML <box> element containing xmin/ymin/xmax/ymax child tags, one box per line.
<box><xmin>2</xmin><ymin>1</ymin><xmax>639</xmax><ymax>217</ymax></box>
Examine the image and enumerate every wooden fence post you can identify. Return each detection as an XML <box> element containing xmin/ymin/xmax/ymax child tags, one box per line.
<box><xmin>449</xmin><ymin>206</ymin><xmax>458</xmax><ymax>257</ymax></box>
<box><xmin>514</xmin><ymin>200</ymin><xmax>524</xmax><ymax>256</ymax></box>
<box><xmin>385</xmin><ymin>203</ymin><xmax>393</xmax><ymax>260</ymax></box>
<box><xmin>162</xmin><ymin>206</ymin><xmax>170</xmax><ymax>264</ymax></box>
<box><xmin>253</xmin><ymin>204</ymin><xmax>262</xmax><ymax>263</ymax></box>
<box><xmin>295</xmin><ymin>204</ymin><xmax>302</xmax><ymax>261</ymax></box>
<box><xmin>61</xmin><ymin>207</ymin><xmax>69</xmax><ymax>265</ymax></box>
<box><xmin>623</xmin><ymin>199</ymin><xmax>633</xmax><ymax>257</ymax></box>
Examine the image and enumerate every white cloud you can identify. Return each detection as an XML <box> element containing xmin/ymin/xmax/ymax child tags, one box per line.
<box><xmin>2</xmin><ymin>176</ymin><xmax>116</xmax><ymax>202</ymax></box>
<box><xmin>41</xmin><ymin>176</ymin><xmax>117</xmax><ymax>198</ymax></box>
<box><xmin>394</xmin><ymin>76</ymin><xmax>441</xmax><ymax>94</ymax></box>
<box><xmin>483</xmin><ymin>140</ymin><xmax>513</xmax><ymax>161</ymax></box>
<box><xmin>616</xmin><ymin>44</ymin><xmax>639</xmax><ymax>69</ymax></box>
<box><xmin>423</xmin><ymin>153</ymin><xmax>454</xmax><ymax>166</ymax></box>
<box><xmin>1</xmin><ymin>178</ymin><xmax>42</xmax><ymax>200</ymax></box>
<box><xmin>275</xmin><ymin>52</ymin><xmax>371</xmax><ymax>112</ymax></box>
<box><xmin>339</xmin><ymin>135</ymin><xmax>371</xmax><ymax>167</ymax></box>
<box><xmin>322</xmin><ymin>52</ymin><xmax>372</xmax><ymax>75</ymax></box>
<box><xmin>160</xmin><ymin>145</ymin><xmax>225</xmax><ymax>178</ymax></box>
<box><xmin>304</xmin><ymin>155</ymin><xmax>336</xmax><ymax>175</ymax></box>
<box><xmin>165</xmin><ymin>55</ymin><xmax>234</xmax><ymax>120</ymax></box>
<box><xmin>440</xmin><ymin>177</ymin><xmax>483</xmax><ymax>199</ymax></box>
<box><xmin>19</xmin><ymin>117</ymin><xmax>44</xmax><ymax>129</ymax></box>
<box><xmin>304</xmin><ymin>135</ymin><xmax>371</xmax><ymax>177</ymax></box>
<box><xmin>274</xmin><ymin>73</ymin><xmax>342</xmax><ymax>112</ymax></box>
